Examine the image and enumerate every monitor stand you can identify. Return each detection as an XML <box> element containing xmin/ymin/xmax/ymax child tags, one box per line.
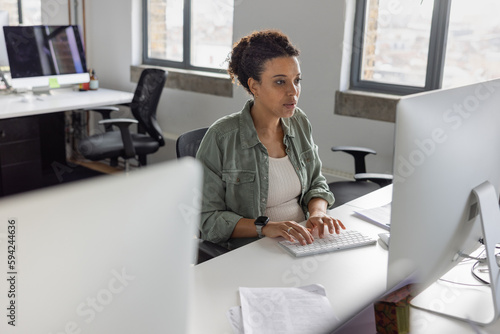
<box><xmin>32</xmin><ymin>85</ymin><xmax>52</xmax><ymax>96</ymax></box>
<box><xmin>0</xmin><ymin>70</ymin><xmax>10</xmax><ymax>90</ymax></box>
<box><xmin>410</xmin><ymin>181</ymin><xmax>500</xmax><ymax>326</ymax></box>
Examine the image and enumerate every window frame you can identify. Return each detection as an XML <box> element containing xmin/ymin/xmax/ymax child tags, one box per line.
<box><xmin>350</xmin><ymin>0</ymin><xmax>452</xmax><ymax>95</ymax></box>
<box><xmin>1</xmin><ymin>0</ymin><xmax>24</xmax><ymax>24</ymax></box>
<box><xmin>142</xmin><ymin>0</ymin><xmax>229</xmax><ymax>74</ymax></box>
<box><xmin>16</xmin><ymin>0</ymin><xmax>23</xmax><ymax>23</ymax></box>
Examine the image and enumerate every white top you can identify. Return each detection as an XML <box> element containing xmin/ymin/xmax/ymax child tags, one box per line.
<box><xmin>264</xmin><ymin>155</ymin><xmax>306</xmax><ymax>222</ymax></box>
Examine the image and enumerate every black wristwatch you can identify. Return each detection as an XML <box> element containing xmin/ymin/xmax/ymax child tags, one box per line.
<box><xmin>254</xmin><ymin>216</ymin><xmax>269</xmax><ymax>238</ymax></box>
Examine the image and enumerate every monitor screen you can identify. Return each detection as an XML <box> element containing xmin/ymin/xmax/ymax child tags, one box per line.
<box><xmin>388</xmin><ymin>78</ymin><xmax>500</xmax><ymax>325</ymax></box>
<box><xmin>0</xmin><ymin>11</ymin><xmax>8</xmax><ymax>67</ymax></box>
<box><xmin>3</xmin><ymin>25</ymin><xmax>89</xmax><ymax>90</ymax></box>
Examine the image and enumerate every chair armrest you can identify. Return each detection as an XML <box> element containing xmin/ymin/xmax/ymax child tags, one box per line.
<box><xmin>99</xmin><ymin>118</ymin><xmax>138</xmax><ymax>125</ymax></box>
<box><xmin>331</xmin><ymin>146</ymin><xmax>377</xmax><ymax>154</ymax></box>
<box><xmin>331</xmin><ymin>146</ymin><xmax>378</xmax><ymax>174</ymax></box>
<box><xmin>86</xmin><ymin>106</ymin><xmax>121</xmax><ymax>132</ymax></box>
<box><xmin>99</xmin><ymin>119</ymin><xmax>138</xmax><ymax>158</ymax></box>
<box><xmin>354</xmin><ymin>172</ymin><xmax>393</xmax><ymax>187</ymax></box>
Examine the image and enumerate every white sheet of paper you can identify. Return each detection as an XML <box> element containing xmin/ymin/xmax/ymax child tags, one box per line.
<box><xmin>237</xmin><ymin>284</ymin><xmax>339</xmax><ymax>334</ymax></box>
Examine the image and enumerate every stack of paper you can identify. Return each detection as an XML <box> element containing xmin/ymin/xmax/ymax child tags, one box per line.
<box><xmin>227</xmin><ymin>284</ymin><xmax>339</xmax><ymax>334</ymax></box>
<box><xmin>354</xmin><ymin>202</ymin><xmax>392</xmax><ymax>230</ymax></box>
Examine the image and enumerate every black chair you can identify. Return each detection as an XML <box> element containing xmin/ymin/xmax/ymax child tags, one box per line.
<box><xmin>328</xmin><ymin>146</ymin><xmax>393</xmax><ymax>208</ymax></box>
<box><xmin>176</xmin><ymin>127</ymin><xmax>208</xmax><ymax>158</ymax></box>
<box><xmin>176</xmin><ymin>127</ymin><xmax>230</xmax><ymax>264</ymax></box>
<box><xmin>78</xmin><ymin>69</ymin><xmax>167</xmax><ymax>171</ymax></box>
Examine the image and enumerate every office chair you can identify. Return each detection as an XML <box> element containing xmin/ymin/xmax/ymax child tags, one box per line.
<box><xmin>78</xmin><ymin>69</ymin><xmax>167</xmax><ymax>172</ymax></box>
<box><xmin>176</xmin><ymin>127</ymin><xmax>230</xmax><ymax>264</ymax></box>
<box><xmin>328</xmin><ymin>146</ymin><xmax>393</xmax><ymax>208</ymax></box>
<box><xmin>176</xmin><ymin>127</ymin><xmax>209</xmax><ymax>158</ymax></box>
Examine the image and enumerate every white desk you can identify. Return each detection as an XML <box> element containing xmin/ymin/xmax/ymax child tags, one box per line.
<box><xmin>189</xmin><ymin>186</ymin><xmax>393</xmax><ymax>334</ymax></box>
<box><xmin>410</xmin><ymin>299</ymin><xmax>500</xmax><ymax>334</ymax></box>
<box><xmin>408</xmin><ymin>262</ymin><xmax>500</xmax><ymax>333</ymax></box>
<box><xmin>0</xmin><ymin>88</ymin><xmax>134</xmax><ymax>118</ymax></box>
<box><xmin>188</xmin><ymin>183</ymin><xmax>500</xmax><ymax>333</ymax></box>
<box><xmin>0</xmin><ymin>88</ymin><xmax>133</xmax><ymax>195</ymax></box>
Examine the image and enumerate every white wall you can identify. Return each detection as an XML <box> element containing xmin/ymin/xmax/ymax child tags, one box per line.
<box><xmin>80</xmin><ymin>0</ymin><xmax>395</xmax><ymax>175</ymax></box>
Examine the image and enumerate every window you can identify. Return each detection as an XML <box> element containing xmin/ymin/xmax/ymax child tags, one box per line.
<box><xmin>143</xmin><ymin>0</ymin><xmax>234</xmax><ymax>73</ymax></box>
<box><xmin>351</xmin><ymin>0</ymin><xmax>500</xmax><ymax>95</ymax></box>
<box><xmin>0</xmin><ymin>0</ymin><xmax>41</xmax><ymax>25</ymax></box>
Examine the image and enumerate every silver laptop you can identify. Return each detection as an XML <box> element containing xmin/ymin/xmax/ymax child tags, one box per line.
<box><xmin>0</xmin><ymin>158</ymin><xmax>201</xmax><ymax>333</ymax></box>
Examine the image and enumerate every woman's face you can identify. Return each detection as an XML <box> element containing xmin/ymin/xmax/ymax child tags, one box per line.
<box><xmin>249</xmin><ymin>56</ymin><xmax>301</xmax><ymax>119</ymax></box>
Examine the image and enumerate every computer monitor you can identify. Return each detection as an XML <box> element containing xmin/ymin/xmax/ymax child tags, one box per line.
<box><xmin>0</xmin><ymin>158</ymin><xmax>202</xmax><ymax>333</ymax></box>
<box><xmin>388</xmin><ymin>78</ymin><xmax>500</xmax><ymax>325</ymax></box>
<box><xmin>0</xmin><ymin>10</ymin><xmax>9</xmax><ymax>67</ymax></box>
<box><xmin>3</xmin><ymin>25</ymin><xmax>90</xmax><ymax>92</ymax></box>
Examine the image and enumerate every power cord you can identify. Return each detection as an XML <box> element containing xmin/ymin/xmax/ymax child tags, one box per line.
<box><xmin>471</xmin><ymin>260</ymin><xmax>490</xmax><ymax>285</ymax></box>
<box><xmin>437</xmin><ymin>248</ymin><xmax>490</xmax><ymax>286</ymax></box>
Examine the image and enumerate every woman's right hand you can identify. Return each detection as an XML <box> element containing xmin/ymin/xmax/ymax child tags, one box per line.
<box><xmin>262</xmin><ymin>221</ymin><xmax>314</xmax><ymax>245</ymax></box>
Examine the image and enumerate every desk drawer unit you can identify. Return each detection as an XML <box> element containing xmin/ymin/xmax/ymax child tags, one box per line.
<box><xmin>0</xmin><ymin>117</ymin><xmax>42</xmax><ymax>196</ymax></box>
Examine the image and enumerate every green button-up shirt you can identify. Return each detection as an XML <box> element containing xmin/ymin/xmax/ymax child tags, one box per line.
<box><xmin>196</xmin><ymin>100</ymin><xmax>335</xmax><ymax>249</ymax></box>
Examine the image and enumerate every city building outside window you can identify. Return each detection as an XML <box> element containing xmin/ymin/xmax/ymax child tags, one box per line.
<box><xmin>0</xmin><ymin>0</ymin><xmax>41</xmax><ymax>25</ymax></box>
<box><xmin>351</xmin><ymin>0</ymin><xmax>500</xmax><ymax>95</ymax></box>
<box><xmin>143</xmin><ymin>0</ymin><xmax>234</xmax><ymax>73</ymax></box>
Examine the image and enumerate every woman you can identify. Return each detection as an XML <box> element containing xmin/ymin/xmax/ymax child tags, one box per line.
<box><xmin>197</xmin><ymin>30</ymin><xmax>344</xmax><ymax>250</ymax></box>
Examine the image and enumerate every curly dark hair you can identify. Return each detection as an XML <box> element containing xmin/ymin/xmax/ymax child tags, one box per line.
<box><xmin>227</xmin><ymin>30</ymin><xmax>300</xmax><ymax>95</ymax></box>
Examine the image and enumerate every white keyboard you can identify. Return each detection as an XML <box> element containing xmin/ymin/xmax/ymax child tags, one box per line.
<box><xmin>278</xmin><ymin>230</ymin><xmax>376</xmax><ymax>257</ymax></box>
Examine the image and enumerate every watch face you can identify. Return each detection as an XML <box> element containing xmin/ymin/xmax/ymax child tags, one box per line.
<box><xmin>255</xmin><ymin>216</ymin><xmax>269</xmax><ymax>226</ymax></box>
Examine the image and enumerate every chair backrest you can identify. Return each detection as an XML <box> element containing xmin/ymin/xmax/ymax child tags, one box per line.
<box><xmin>176</xmin><ymin>127</ymin><xmax>209</xmax><ymax>158</ymax></box>
<box><xmin>130</xmin><ymin>68</ymin><xmax>168</xmax><ymax>146</ymax></box>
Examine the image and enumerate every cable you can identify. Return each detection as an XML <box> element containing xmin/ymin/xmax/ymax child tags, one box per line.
<box><xmin>438</xmin><ymin>276</ymin><xmax>488</xmax><ymax>287</ymax></box>
<box><xmin>471</xmin><ymin>260</ymin><xmax>490</xmax><ymax>285</ymax></box>
<box><xmin>436</xmin><ymin>248</ymin><xmax>489</xmax><ymax>286</ymax></box>
<box><xmin>457</xmin><ymin>251</ymin><xmax>486</xmax><ymax>263</ymax></box>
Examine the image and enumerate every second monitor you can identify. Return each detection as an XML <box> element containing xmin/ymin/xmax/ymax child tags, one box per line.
<box><xmin>3</xmin><ymin>25</ymin><xmax>89</xmax><ymax>92</ymax></box>
<box><xmin>388</xmin><ymin>78</ymin><xmax>500</xmax><ymax>325</ymax></box>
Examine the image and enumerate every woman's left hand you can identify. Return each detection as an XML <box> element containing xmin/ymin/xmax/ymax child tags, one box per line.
<box><xmin>306</xmin><ymin>212</ymin><xmax>345</xmax><ymax>238</ymax></box>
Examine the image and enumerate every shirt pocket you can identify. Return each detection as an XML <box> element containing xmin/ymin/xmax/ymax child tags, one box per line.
<box><xmin>298</xmin><ymin>149</ymin><xmax>316</xmax><ymax>186</ymax></box>
<box><xmin>222</xmin><ymin>170</ymin><xmax>256</xmax><ymax>216</ymax></box>
<box><xmin>299</xmin><ymin>149</ymin><xmax>315</xmax><ymax>167</ymax></box>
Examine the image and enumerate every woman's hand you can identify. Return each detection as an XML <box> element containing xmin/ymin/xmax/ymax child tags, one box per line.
<box><xmin>262</xmin><ymin>221</ymin><xmax>314</xmax><ymax>245</ymax></box>
<box><xmin>306</xmin><ymin>212</ymin><xmax>345</xmax><ymax>238</ymax></box>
